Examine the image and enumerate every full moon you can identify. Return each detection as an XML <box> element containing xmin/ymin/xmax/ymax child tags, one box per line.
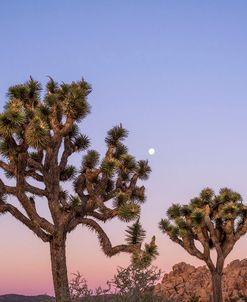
<box><xmin>148</xmin><ymin>148</ymin><xmax>155</xmax><ymax>155</ymax></box>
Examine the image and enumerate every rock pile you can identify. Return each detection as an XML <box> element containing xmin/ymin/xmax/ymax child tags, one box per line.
<box><xmin>155</xmin><ymin>259</ymin><xmax>247</xmax><ymax>302</ymax></box>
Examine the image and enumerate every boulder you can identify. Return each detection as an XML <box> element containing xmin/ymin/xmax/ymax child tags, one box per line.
<box><xmin>154</xmin><ymin>259</ymin><xmax>247</xmax><ymax>302</ymax></box>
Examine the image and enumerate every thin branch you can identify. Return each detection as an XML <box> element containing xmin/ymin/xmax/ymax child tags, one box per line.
<box><xmin>0</xmin><ymin>179</ymin><xmax>16</xmax><ymax>195</ymax></box>
<box><xmin>27</xmin><ymin>157</ymin><xmax>44</xmax><ymax>172</ymax></box>
<box><xmin>25</xmin><ymin>171</ymin><xmax>44</xmax><ymax>182</ymax></box>
<box><xmin>24</xmin><ymin>182</ymin><xmax>47</xmax><ymax>197</ymax></box>
<box><xmin>0</xmin><ymin>160</ymin><xmax>14</xmax><ymax>173</ymax></box>
<box><xmin>0</xmin><ymin>203</ymin><xmax>51</xmax><ymax>242</ymax></box>
<box><xmin>90</xmin><ymin>206</ymin><xmax>118</xmax><ymax>221</ymax></box>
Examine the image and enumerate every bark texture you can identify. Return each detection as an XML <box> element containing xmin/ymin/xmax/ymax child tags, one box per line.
<box><xmin>50</xmin><ymin>234</ymin><xmax>71</xmax><ymax>302</ymax></box>
<box><xmin>211</xmin><ymin>271</ymin><xmax>223</xmax><ymax>302</ymax></box>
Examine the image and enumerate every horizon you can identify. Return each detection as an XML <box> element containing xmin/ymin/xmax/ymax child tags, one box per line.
<box><xmin>1</xmin><ymin>0</ymin><xmax>247</xmax><ymax>296</ymax></box>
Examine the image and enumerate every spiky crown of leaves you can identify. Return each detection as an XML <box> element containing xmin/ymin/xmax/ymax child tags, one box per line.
<box><xmin>159</xmin><ymin>187</ymin><xmax>247</xmax><ymax>245</ymax></box>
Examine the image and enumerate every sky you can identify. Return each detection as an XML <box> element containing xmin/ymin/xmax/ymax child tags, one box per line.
<box><xmin>0</xmin><ymin>0</ymin><xmax>247</xmax><ymax>296</ymax></box>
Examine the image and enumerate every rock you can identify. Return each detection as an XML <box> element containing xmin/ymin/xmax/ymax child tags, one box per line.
<box><xmin>154</xmin><ymin>259</ymin><xmax>247</xmax><ymax>302</ymax></box>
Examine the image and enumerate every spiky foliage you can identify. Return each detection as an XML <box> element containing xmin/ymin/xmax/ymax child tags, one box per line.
<box><xmin>125</xmin><ymin>218</ymin><xmax>146</xmax><ymax>245</ymax></box>
<box><xmin>0</xmin><ymin>78</ymin><xmax>155</xmax><ymax>302</ymax></box>
<box><xmin>159</xmin><ymin>188</ymin><xmax>247</xmax><ymax>302</ymax></box>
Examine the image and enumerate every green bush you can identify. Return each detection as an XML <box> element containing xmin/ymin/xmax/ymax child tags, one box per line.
<box><xmin>69</xmin><ymin>264</ymin><xmax>174</xmax><ymax>302</ymax></box>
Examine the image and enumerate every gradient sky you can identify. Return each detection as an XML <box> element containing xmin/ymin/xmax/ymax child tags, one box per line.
<box><xmin>1</xmin><ymin>0</ymin><xmax>247</xmax><ymax>296</ymax></box>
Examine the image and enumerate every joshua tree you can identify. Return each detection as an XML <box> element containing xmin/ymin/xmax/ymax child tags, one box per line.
<box><xmin>159</xmin><ymin>188</ymin><xmax>247</xmax><ymax>302</ymax></box>
<box><xmin>0</xmin><ymin>78</ymin><xmax>157</xmax><ymax>302</ymax></box>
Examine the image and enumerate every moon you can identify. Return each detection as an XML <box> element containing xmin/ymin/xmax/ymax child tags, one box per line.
<box><xmin>148</xmin><ymin>148</ymin><xmax>155</xmax><ymax>155</ymax></box>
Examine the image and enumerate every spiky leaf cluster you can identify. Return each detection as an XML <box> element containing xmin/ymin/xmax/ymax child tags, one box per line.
<box><xmin>118</xmin><ymin>202</ymin><xmax>140</xmax><ymax>222</ymax></box>
<box><xmin>105</xmin><ymin>125</ymin><xmax>128</xmax><ymax>146</ymax></box>
<box><xmin>125</xmin><ymin>218</ymin><xmax>146</xmax><ymax>245</ymax></box>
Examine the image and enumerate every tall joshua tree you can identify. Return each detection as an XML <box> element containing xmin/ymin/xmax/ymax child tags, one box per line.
<box><xmin>0</xmin><ymin>78</ymin><xmax>157</xmax><ymax>302</ymax></box>
<box><xmin>159</xmin><ymin>188</ymin><xmax>247</xmax><ymax>302</ymax></box>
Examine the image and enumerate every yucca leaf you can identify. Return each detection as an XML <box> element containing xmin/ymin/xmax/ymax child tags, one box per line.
<box><xmin>82</xmin><ymin>150</ymin><xmax>100</xmax><ymax>169</ymax></box>
<box><xmin>68</xmin><ymin>124</ymin><xmax>79</xmax><ymax>139</ymax></box>
<box><xmin>60</xmin><ymin>165</ymin><xmax>77</xmax><ymax>181</ymax></box>
<box><xmin>7</xmin><ymin>84</ymin><xmax>29</xmax><ymax>101</ymax></box>
<box><xmin>200</xmin><ymin>187</ymin><xmax>214</xmax><ymax>202</ymax></box>
<box><xmin>120</xmin><ymin>154</ymin><xmax>137</xmax><ymax>171</ymax></box>
<box><xmin>25</xmin><ymin>118</ymin><xmax>50</xmax><ymax>148</ymax></box>
<box><xmin>60</xmin><ymin>81</ymin><xmax>91</xmax><ymax>121</ymax></box>
<box><xmin>113</xmin><ymin>192</ymin><xmax>129</xmax><ymax>207</ymax></box>
<box><xmin>118</xmin><ymin>202</ymin><xmax>140</xmax><ymax>222</ymax></box>
<box><xmin>101</xmin><ymin>159</ymin><xmax>117</xmax><ymax>177</ymax></box>
<box><xmin>46</xmin><ymin>77</ymin><xmax>59</xmax><ymax>94</ymax></box>
<box><xmin>26</xmin><ymin>77</ymin><xmax>42</xmax><ymax>103</ymax></box>
<box><xmin>180</xmin><ymin>205</ymin><xmax>192</xmax><ymax>216</ymax></box>
<box><xmin>191</xmin><ymin>209</ymin><xmax>205</xmax><ymax>226</ymax></box>
<box><xmin>159</xmin><ymin>218</ymin><xmax>171</xmax><ymax>232</ymax></box>
<box><xmin>135</xmin><ymin>160</ymin><xmax>151</xmax><ymax>180</ymax></box>
<box><xmin>166</xmin><ymin>203</ymin><xmax>181</xmax><ymax>220</ymax></box>
<box><xmin>74</xmin><ymin>134</ymin><xmax>90</xmax><ymax>151</ymax></box>
<box><xmin>125</xmin><ymin>218</ymin><xmax>146</xmax><ymax>245</ymax></box>
<box><xmin>190</xmin><ymin>197</ymin><xmax>204</xmax><ymax>208</ymax></box>
<box><xmin>105</xmin><ymin>125</ymin><xmax>128</xmax><ymax>146</ymax></box>
<box><xmin>175</xmin><ymin>217</ymin><xmax>187</xmax><ymax>229</ymax></box>
<box><xmin>113</xmin><ymin>143</ymin><xmax>128</xmax><ymax>159</ymax></box>
<box><xmin>144</xmin><ymin>236</ymin><xmax>159</xmax><ymax>259</ymax></box>
<box><xmin>69</xmin><ymin>195</ymin><xmax>82</xmax><ymax>207</ymax></box>
<box><xmin>0</xmin><ymin>110</ymin><xmax>26</xmax><ymax>137</ymax></box>
<box><xmin>0</xmin><ymin>140</ymin><xmax>13</xmax><ymax>158</ymax></box>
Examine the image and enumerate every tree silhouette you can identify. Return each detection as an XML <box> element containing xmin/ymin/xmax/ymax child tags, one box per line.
<box><xmin>159</xmin><ymin>188</ymin><xmax>247</xmax><ymax>302</ymax></box>
<box><xmin>0</xmin><ymin>78</ymin><xmax>157</xmax><ymax>302</ymax></box>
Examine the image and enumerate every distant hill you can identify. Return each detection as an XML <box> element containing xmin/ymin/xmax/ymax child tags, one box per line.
<box><xmin>0</xmin><ymin>294</ymin><xmax>54</xmax><ymax>302</ymax></box>
<box><xmin>0</xmin><ymin>294</ymin><xmax>118</xmax><ymax>302</ymax></box>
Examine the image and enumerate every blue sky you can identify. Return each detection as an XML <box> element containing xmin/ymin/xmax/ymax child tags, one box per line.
<box><xmin>0</xmin><ymin>0</ymin><xmax>247</xmax><ymax>295</ymax></box>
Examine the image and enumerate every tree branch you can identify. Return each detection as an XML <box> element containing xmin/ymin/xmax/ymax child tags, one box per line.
<box><xmin>68</xmin><ymin>217</ymin><xmax>138</xmax><ymax>256</ymax></box>
<box><xmin>0</xmin><ymin>179</ymin><xmax>16</xmax><ymax>195</ymax></box>
<box><xmin>27</xmin><ymin>157</ymin><xmax>44</xmax><ymax>173</ymax></box>
<box><xmin>59</xmin><ymin>136</ymin><xmax>74</xmax><ymax>171</ymax></box>
<box><xmin>24</xmin><ymin>182</ymin><xmax>47</xmax><ymax>197</ymax></box>
<box><xmin>90</xmin><ymin>206</ymin><xmax>118</xmax><ymax>221</ymax></box>
<box><xmin>0</xmin><ymin>203</ymin><xmax>51</xmax><ymax>242</ymax></box>
<box><xmin>25</xmin><ymin>170</ymin><xmax>44</xmax><ymax>182</ymax></box>
<box><xmin>0</xmin><ymin>160</ymin><xmax>14</xmax><ymax>173</ymax></box>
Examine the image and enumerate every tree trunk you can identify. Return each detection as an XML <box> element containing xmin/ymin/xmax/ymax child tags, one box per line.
<box><xmin>50</xmin><ymin>233</ymin><xmax>71</xmax><ymax>302</ymax></box>
<box><xmin>211</xmin><ymin>271</ymin><xmax>223</xmax><ymax>302</ymax></box>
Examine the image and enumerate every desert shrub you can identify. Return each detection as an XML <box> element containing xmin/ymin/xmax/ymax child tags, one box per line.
<box><xmin>109</xmin><ymin>264</ymin><xmax>161</xmax><ymax>296</ymax></box>
<box><xmin>69</xmin><ymin>264</ymin><xmax>174</xmax><ymax>302</ymax></box>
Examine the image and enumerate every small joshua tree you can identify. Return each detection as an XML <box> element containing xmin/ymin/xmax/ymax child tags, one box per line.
<box><xmin>0</xmin><ymin>78</ymin><xmax>157</xmax><ymax>302</ymax></box>
<box><xmin>159</xmin><ymin>188</ymin><xmax>247</xmax><ymax>302</ymax></box>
